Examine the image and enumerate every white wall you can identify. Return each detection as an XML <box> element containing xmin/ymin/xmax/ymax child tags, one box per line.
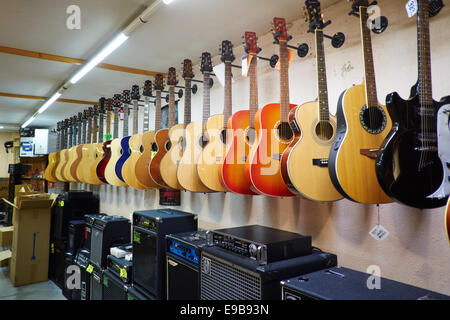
<box><xmin>88</xmin><ymin>1</ymin><xmax>450</xmax><ymax>295</ymax></box>
<box><xmin>0</xmin><ymin>131</ymin><xmax>19</xmax><ymax>177</ymax></box>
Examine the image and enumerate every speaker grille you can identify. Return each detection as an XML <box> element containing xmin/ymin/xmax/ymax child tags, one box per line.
<box><xmin>200</xmin><ymin>253</ymin><xmax>261</xmax><ymax>300</ymax></box>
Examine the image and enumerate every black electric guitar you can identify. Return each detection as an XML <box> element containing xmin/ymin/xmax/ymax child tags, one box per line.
<box><xmin>376</xmin><ymin>0</ymin><xmax>450</xmax><ymax>209</ymax></box>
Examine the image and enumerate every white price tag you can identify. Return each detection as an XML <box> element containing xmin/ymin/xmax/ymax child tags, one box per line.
<box><xmin>369</xmin><ymin>224</ymin><xmax>390</xmax><ymax>241</ymax></box>
<box><xmin>405</xmin><ymin>0</ymin><xmax>418</xmax><ymax>18</ymax></box>
<box><xmin>242</xmin><ymin>55</ymin><xmax>248</xmax><ymax>77</ymax></box>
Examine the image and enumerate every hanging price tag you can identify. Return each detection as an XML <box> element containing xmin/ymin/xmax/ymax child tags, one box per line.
<box><xmin>120</xmin><ymin>268</ymin><xmax>128</xmax><ymax>279</ymax></box>
<box><xmin>369</xmin><ymin>224</ymin><xmax>390</xmax><ymax>241</ymax></box>
<box><xmin>405</xmin><ymin>0</ymin><xmax>418</xmax><ymax>18</ymax></box>
<box><xmin>86</xmin><ymin>264</ymin><xmax>94</xmax><ymax>274</ymax></box>
<box><xmin>241</xmin><ymin>55</ymin><xmax>253</xmax><ymax>77</ymax></box>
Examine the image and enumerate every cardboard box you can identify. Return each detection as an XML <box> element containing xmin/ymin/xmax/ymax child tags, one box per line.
<box><xmin>6</xmin><ymin>193</ymin><xmax>57</xmax><ymax>286</ymax></box>
<box><xmin>0</xmin><ymin>178</ymin><xmax>9</xmax><ymax>200</ymax></box>
<box><xmin>0</xmin><ymin>226</ymin><xmax>14</xmax><ymax>267</ymax></box>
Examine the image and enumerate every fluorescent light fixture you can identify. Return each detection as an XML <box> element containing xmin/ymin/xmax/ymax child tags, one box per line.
<box><xmin>22</xmin><ymin>116</ymin><xmax>36</xmax><ymax>128</ymax></box>
<box><xmin>0</xmin><ymin>126</ymin><xmax>4</xmax><ymax>129</ymax></box>
<box><xmin>37</xmin><ymin>92</ymin><xmax>62</xmax><ymax>114</ymax></box>
<box><xmin>163</xmin><ymin>0</ymin><xmax>175</xmax><ymax>4</ymax></box>
<box><xmin>69</xmin><ymin>32</ymin><xmax>129</xmax><ymax>84</ymax></box>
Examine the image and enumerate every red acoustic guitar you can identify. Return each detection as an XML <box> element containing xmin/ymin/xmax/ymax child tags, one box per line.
<box><xmin>96</xmin><ymin>98</ymin><xmax>113</xmax><ymax>183</ymax></box>
<box><xmin>245</xmin><ymin>18</ymin><xmax>296</xmax><ymax>197</ymax></box>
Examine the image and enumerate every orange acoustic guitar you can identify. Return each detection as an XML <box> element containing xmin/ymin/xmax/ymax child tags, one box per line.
<box><xmin>220</xmin><ymin>32</ymin><xmax>259</xmax><ymax>195</ymax></box>
<box><xmin>281</xmin><ymin>3</ymin><xmax>343</xmax><ymax>202</ymax></box>
<box><xmin>55</xmin><ymin>118</ymin><xmax>70</xmax><ymax>182</ymax></box>
<box><xmin>44</xmin><ymin>121</ymin><xmax>62</xmax><ymax>182</ymax></box>
<box><xmin>246</xmin><ymin>17</ymin><xmax>296</xmax><ymax>197</ymax></box>
<box><xmin>149</xmin><ymin>69</ymin><xmax>177</xmax><ymax>189</ymax></box>
<box><xmin>197</xmin><ymin>40</ymin><xmax>235</xmax><ymax>192</ymax></box>
<box><xmin>135</xmin><ymin>80</ymin><xmax>159</xmax><ymax>189</ymax></box>
<box><xmin>160</xmin><ymin>60</ymin><xmax>194</xmax><ymax>190</ymax></box>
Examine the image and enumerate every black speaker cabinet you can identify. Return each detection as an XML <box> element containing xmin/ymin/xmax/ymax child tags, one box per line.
<box><xmin>126</xmin><ymin>286</ymin><xmax>153</xmax><ymax>300</ymax></box>
<box><xmin>74</xmin><ymin>249</ymin><xmax>91</xmax><ymax>301</ymax></box>
<box><xmin>84</xmin><ymin>213</ymin><xmax>107</xmax><ymax>251</ymax></box>
<box><xmin>89</xmin><ymin>266</ymin><xmax>103</xmax><ymax>301</ymax></box>
<box><xmin>50</xmin><ymin>239</ymin><xmax>67</xmax><ymax>289</ymax></box>
<box><xmin>68</xmin><ymin>220</ymin><xmax>85</xmax><ymax>253</ymax></box>
<box><xmin>102</xmin><ymin>270</ymin><xmax>131</xmax><ymax>300</ymax></box>
<box><xmin>281</xmin><ymin>266</ymin><xmax>450</xmax><ymax>300</ymax></box>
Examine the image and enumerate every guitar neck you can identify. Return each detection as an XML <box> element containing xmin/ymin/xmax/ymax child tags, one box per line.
<box><xmin>184</xmin><ymin>78</ymin><xmax>192</xmax><ymax>126</ymax></box>
<box><xmin>315</xmin><ymin>30</ymin><xmax>330</xmax><ymax>121</ymax></box>
<box><xmin>82</xmin><ymin>121</ymin><xmax>87</xmax><ymax>144</ymax></box>
<box><xmin>123</xmin><ymin>104</ymin><xmax>129</xmax><ymax>137</ymax></box>
<box><xmin>417</xmin><ymin>0</ymin><xmax>433</xmax><ymax>106</ymax></box>
<box><xmin>279</xmin><ymin>41</ymin><xmax>290</xmax><ymax>123</ymax></box>
<box><xmin>77</xmin><ymin>122</ymin><xmax>82</xmax><ymax>145</ymax></box>
<box><xmin>105</xmin><ymin>111</ymin><xmax>111</xmax><ymax>139</ymax></box>
<box><xmin>360</xmin><ymin>6</ymin><xmax>378</xmax><ymax>109</ymax></box>
<box><xmin>113</xmin><ymin>108</ymin><xmax>119</xmax><ymax>139</ymax></box>
<box><xmin>98</xmin><ymin>114</ymin><xmax>104</xmax><ymax>143</ymax></box>
<box><xmin>143</xmin><ymin>97</ymin><xmax>150</xmax><ymax>132</ymax></box>
<box><xmin>169</xmin><ymin>86</ymin><xmax>175</xmax><ymax>128</ymax></box>
<box><xmin>202</xmin><ymin>72</ymin><xmax>211</xmax><ymax>128</ymax></box>
<box><xmin>223</xmin><ymin>61</ymin><xmax>233</xmax><ymax>129</ymax></box>
<box><xmin>249</xmin><ymin>54</ymin><xmax>258</xmax><ymax>129</ymax></box>
<box><xmin>132</xmin><ymin>100</ymin><xmax>139</xmax><ymax>135</ymax></box>
<box><xmin>93</xmin><ymin>116</ymin><xmax>98</xmax><ymax>143</ymax></box>
<box><xmin>155</xmin><ymin>91</ymin><xmax>162</xmax><ymax>131</ymax></box>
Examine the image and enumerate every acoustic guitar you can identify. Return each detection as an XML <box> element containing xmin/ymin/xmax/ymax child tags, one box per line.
<box><xmin>280</xmin><ymin>1</ymin><xmax>342</xmax><ymax>202</ymax></box>
<box><xmin>246</xmin><ymin>17</ymin><xmax>296</xmax><ymax>197</ymax></box>
<box><xmin>96</xmin><ymin>98</ymin><xmax>113</xmax><ymax>183</ymax></box>
<box><xmin>87</xmin><ymin>99</ymin><xmax>106</xmax><ymax>185</ymax></box>
<box><xmin>177</xmin><ymin>53</ymin><xmax>214</xmax><ymax>193</ymax></box>
<box><xmin>376</xmin><ymin>0</ymin><xmax>450</xmax><ymax>209</ymax></box>
<box><xmin>160</xmin><ymin>60</ymin><xmax>194</xmax><ymax>190</ymax></box>
<box><xmin>220</xmin><ymin>32</ymin><xmax>259</xmax><ymax>195</ymax></box>
<box><xmin>114</xmin><ymin>90</ymin><xmax>132</xmax><ymax>184</ymax></box>
<box><xmin>104</xmin><ymin>94</ymin><xmax>127</xmax><ymax>186</ymax></box>
<box><xmin>75</xmin><ymin>109</ymin><xmax>89</xmax><ymax>183</ymax></box>
<box><xmin>149</xmin><ymin>69</ymin><xmax>177</xmax><ymax>189</ymax></box>
<box><xmin>44</xmin><ymin>121</ymin><xmax>62</xmax><ymax>182</ymax></box>
<box><xmin>54</xmin><ymin>119</ymin><xmax>67</xmax><ymax>181</ymax></box>
<box><xmin>81</xmin><ymin>105</ymin><xmax>102</xmax><ymax>185</ymax></box>
<box><xmin>67</xmin><ymin>112</ymin><xmax>83</xmax><ymax>182</ymax></box>
<box><xmin>63</xmin><ymin>115</ymin><xmax>78</xmax><ymax>182</ymax></box>
<box><xmin>55</xmin><ymin>118</ymin><xmax>71</xmax><ymax>182</ymax></box>
<box><xmin>198</xmin><ymin>41</ymin><xmax>235</xmax><ymax>192</ymax></box>
<box><xmin>135</xmin><ymin>80</ymin><xmax>159</xmax><ymax>189</ymax></box>
<box><xmin>122</xmin><ymin>85</ymin><xmax>147</xmax><ymax>189</ymax></box>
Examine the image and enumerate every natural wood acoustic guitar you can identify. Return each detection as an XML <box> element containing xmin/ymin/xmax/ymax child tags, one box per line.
<box><xmin>55</xmin><ymin>118</ymin><xmax>70</xmax><ymax>182</ymax></box>
<box><xmin>44</xmin><ymin>121</ymin><xmax>62</xmax><ymax>182</ymax></box>
<box><xmin>87</xmin><ymin>99</ymin><xmax>106</xmax><ymax>185</ymax></box>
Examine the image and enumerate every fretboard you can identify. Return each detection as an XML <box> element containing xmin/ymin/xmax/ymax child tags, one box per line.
<box><xmin>113</xmin><ymin>108</ymin><xmax>119</xmax><ymax>139</ymax></box>
<box><xmin>123</xmin><ymin>104</ymin><xmax>129</xmax><ymax>137</ymax></box>
<box><xmin>249</xmin><ymin>54</ymin><xmax>258</xmax><ymax>129</ymax></box>
<box><xmin>315</xmin><ymin>30</ymin><xmax>330</xmax><ymax>121</ymax></box>
<box><xmin>82</xmin><ymin>121</ymin><xmax>87</xmax><ymax>144</ymax></box>
<box><xmin>62</xmin><ymin>128</ymin><xmax>67</xmax><ymax>149</ymax></box>
<box><xmin>77</xmin><ymin>122</ymin><xmax>82</xmax><ymax>145</ymax></box>
<box><xmin>132</xmin><ymin>100</ymin><xmax>139</xmax><ymax>135</ymax></box>
<box><xmin>223</xmin><ymin>61</ymin><xmax>232</xmax><ymax>129</ymax></box>
<box><xmin>72</xmin><ymin>125</ymin><xmax>77</xmax><ymax>147</ymax></box>
<box><xmin>417</xmin><ymin>0</ymin><xmax>433</xmax><ymax>107</ymax></box>
<box><xmin>56</xmin><ymin>130</ymin><xmax>61</xmax><ymax>151</ymax></box>
<box><xmin>93</xmin><ymin>116</ymin><xmax>98</xmax><ymax>144</ymax></box>
<box><xmin>98</xmin><ymin>114</ymin><xmax>104</xmax><ymax>143</ymax></box>
<box><xmin>87</xmin><ymin>117</ymin><xmax>92</xmax><ymax>144</ymax></box>
<box><xmin>143</xmin><ymin>97</ymin><xmax>150</xmax><ymax>132</ymax></box>
<box><xmin>67</xmin><ymin>129</ymin><xmax>73</xmax><ymax>148</ymax></box>
<box><xmin>168</xmin><ymin>86</ymin><xmax>175</xmax><ymax>128</ymax></box>
<box><xmin>279</xmin><ymin>41</ymin><xmax>290</xmax><ymax>123</ymax></box>
<box><xmin>202</xmin><ymin>72</ymin><xmax>211</xmax><ymax>127</ymax></box>
<box><xmin>360</xmin><ymin>6</ymin><xmax>378</xmax><ymax>109</ymax></box>
<box><xmin>184</xmin><ymin>78</ymin><xmax>192</xmax><ymax>126</ymax></box>
<box><xmin>155</xmin><ymin>90</ymin><xmax>162</xmax><ymax>131</ymax></box>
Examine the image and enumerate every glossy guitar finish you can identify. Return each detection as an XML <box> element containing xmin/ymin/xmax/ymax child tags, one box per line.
<box><xmin>55</xmin><ymin>119</ymin><xmax>70</xmax><ymax>182</ymax></box>
<box><xmin>135</xmin><ymin>129</ymin><xmax>158</xmax><ymax>188</ymax></box>
<box><xmin>96</xmin><ymin>139</ymin><xmax>111</xmax><ymax>183</ymax></box>
<box><xmin>149</xmin><ymin>128</ymin><xmax>170</xmax><ymax>188</ymax></box>
<box><xmin>115</xmin><ymin>90</ymin><xmax>132</xmax><ymax>183</ymax></box>
<box><xmin>44</xmin><ymin>152</ymin><xmax>59</xmax><ymax>182</ymax></box>
<box><xmin>160</xmin><ymin>123</ymin><xmax>184</xmax><ymax>190</ymax></box>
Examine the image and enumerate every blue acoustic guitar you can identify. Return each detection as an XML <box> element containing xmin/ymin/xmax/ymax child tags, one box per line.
<box><xmin>115</xmin><ymin>89</ymin><xmax>132</xmax><ymax>182</ymax></box>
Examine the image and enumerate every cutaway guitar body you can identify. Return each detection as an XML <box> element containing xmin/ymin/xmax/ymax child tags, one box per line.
<box><xmin>220</xmin><ymin>110</ymin><xmax>257</xmax><ymax>195</ymax></box>
<box><xmin>246</xmin><ymin>103</ymin><xmax>296</xmax><ymax>197</ymax></box>
<box><xmin>76</xmin><ymin>144</ymin><xmax>90</xmax><ymax>183</ymax></box>
<box><xmin>177</xmin><ymin>121</ymin><xmax>212</xmax><ymax>193</ymax></box>
<box><xmin>105</xmin><ymin>138</ymin><xmax>127</xmax><ymax>186</ymax></box>
<box><xmin>135</xmin><ymin>130</ymin><xmax>158</xmax><ymax>188</ymax></box>
<box><xmin>44</xmin><ymin>152</ymin><xmax>58</xmax><ymax>182</ymax></box>
<box><xmin>328</xmin><ymin>84</ymin><xmax>393</xmax><ymax>204</ymax></box>
<box><xmin>281</xmin><ymin>102</ymin><xmax>342</xmax><ymax>201</ymax></box>
<box><xmin>160</xmin><ymin>124</ymin><xmax>184</xmax><ymax>190</ymax></box>
<box><xmin>197</xmin><ymin>114</ymin><xmax>226</xmax><ymax>192</ymax></box>
<box><xmin>115</xmin><ymin>136</ymin><xmax>130</xmax><ymax>183</ymax></box>
<box><xmin>123</xmin><ymin>133</ymin><xmax>147</xmax><ymax>189</ymax></box>
<box><xmin>96</xmin><ymin>140</ymin><xmax>111</xmax><ymax>183</ymax></box>
<box><xmin>56</xmin><ymin>150</ymin><xmax>69</xmax><ymax>182</ymax></box>
<box><xmin>87</xmin><ymin>143</ymin><xmax>104</xmax><ymax>185</ymax></box>
<box><xmin>64</xmin><ymin>146</ymin><xmax>77</xmax><ymax>182</ymax></box>
<box><xmin>149</xmin><ymin>129</ymin><xmax>170</xmax><ymax>188</ymax></box>
<box><xmin>69</xmin><ymin>145</ymin><xmax>83</xmax><ymax>182</ymax></box>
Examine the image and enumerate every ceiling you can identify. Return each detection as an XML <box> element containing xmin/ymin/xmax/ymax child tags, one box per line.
<box><xmin>0</xmin><ymin>0</ymin><xmax>339</xmax><ymax>130</ymax></box>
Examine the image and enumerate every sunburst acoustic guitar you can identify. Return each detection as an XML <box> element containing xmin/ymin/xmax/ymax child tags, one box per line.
<box><xmin>177</xmin><ymin>53</ymin><xmax>213</xmax><ymax>193</ymax></box>
<box><xmin>281</xmin><ymin>1</ymin><xmax>342</xmax><ymax>202</ymax></box>
<box><xmin>105</xmin><ymin>94</ymin><xmax>127</xmax><ymax>186</ymax></box>
<box><xmin>44</xmin><ymin>121</ymin><xmax>62</xmax><ymax>182</ymax></box>
<box><xmin>122</xmin><ymin>85</ymin><xmax>147</xmax><ymax>189</ymax></box>
<box><xmin>135</xmin><ymin>80</ymin><xmax>159</xmax><ymax>189</ymax></box>
<box><xmin>96</xmin><ymin>98</ymin><xmax>113</xmax><ymax>183</ymax></box>
<box><xmin>376</xmin><ymin>0</ymin><xmax>449</xmax><ymax>209</ymax></box>
<box><xmin>55</xmin><ymin>118</ymin><xmax>70</xmax><ymax>182</ymax></box>
<box><xmin>149</xmin><ymin>69</ymin><xmax>176</xmax><ymax>189</ymax></box>
<box><xmin>198</xmin><ymin>41</ymin><xmax>235</xmax><ymax>192</ymax></box>
<box><xmin>328</xmin><ymin>0</ymin><xmax>392</xmax><ymax>204</ymax></box>
<box><xmin>221</xmin><ymin>32</ymin><xmax>259</xmax><ymax>195</ymax></box>
<box><xmin>160</xmin><ymin>60</ymin><xmax>194</xmax><ymax>190</ymax></box>
<box><xmin>246</xmin><ymin>17</ymin><xmax>296</xmax><ymax>197</ymax></box>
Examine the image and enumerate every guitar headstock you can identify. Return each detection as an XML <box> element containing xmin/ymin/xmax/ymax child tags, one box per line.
<box><xmin>167</xmin><ymin>67</ymin><xmax>178</xmax><ymax>86</ymax></box>
<box><xmin>56</xmin><ymin>121</ymin><xmax>61</xmax><ymax>132</ymax></box>
<box><xmin>93</xmin><ymin>105</ymin><xmax>99</xmax><ymax>117</ymax></box>
<box><xmin>122</xmin><ymin>90</ymin><xmax>131</xmax><ymax>104</ymax></box>
<box><xmin>88</xmin><ymin>107</ymin><xmax>94</xmax><ymax>119</ymax></box>
<box><xmin>113</xmin><ymin>94</ymin><xmax>122</xmax><ymax>111</ymax></box>
<box><xmin>154</xmin><ymin>74</ymin><xmax>165</xmax><ymax>91</ymax></box>
<box><xmin>200</xmin><ymin>52</ymin><xmax>213</xmax><ymax>73</ymax></box>
<box><xmin>106</xmin><ymin>98</ymin><xmax>113</xmax><ymax>112</ymax></box>
<box><xmin>183</xmin><ymin>59</ymin><xmax>194</xmax><ymax>79</ymax></box>
<box><xmin>131</xmin><ymin>85</ymin><xmax>140</xmax><ymax>101</ymax></box>
<box><xmin>272</xmin><ymin>17</ymin><xmax>290</xmax><ymax>43</ymax></box>
<box><xmin>305</xmin><ymin>0</ymin><xmax>328</xmax><ymax>31</ymax></box>
<box><xmin>99</xmin><ymin>97</ymin><xmax>106</xmax><ymax>115</ymax></box>
<box><xmin>220</xmin><ymin>40</ymin><xmax>235</xmax><ymax>63</ymax></box>
<box><xmin>77</xmin><ymin>112</ymin><xmax>83</xmax><ymax>123</ymax></box>
<box><xmin>244</xmin><ymin>32</ymin><xmax>260</xmax><ymax>55</ymax></box>
<box><xmin>143</xmin><ymin>80</ymin><xmax>152</xmax><ymax>97</ymax></box>
<box><xmin>351</xmin><ymin>0</ymin><xmax>369</xmax><ymax>12</ymax></box>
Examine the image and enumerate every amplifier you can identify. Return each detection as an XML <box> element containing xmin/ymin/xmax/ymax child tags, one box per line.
<box><xmin>166</xmin><ymin>230</ymin><xmax>207</xmax><ymax>300</ymax></box>
<box><xmin>74</xmin><ymin>249</ymin><xmax>90</xmax><ymax>301</ymax></box>
<box><xmin>280</xmin><ymin>266</ymin><xmax>450</xmax><ymax>300</ymax></box>
<box><xmin>206</xmin><ymin>225</ymin><xmax>312</xmax><ymax>265</ymax></box>
<box><xmin>127</xmin><ymin>286</ymin><xmax>153</xmax><ymax>300</ymax></box>
<box><xmin>200</xmin><ymin>247</ymin><xmax>337</xmax><ymax>300</ymax></box>
<box><xmin>68</xmin><ymin>220</ymin><xmax>85</xmax><ymax>253</ymax></box>
<box><xmin>50</xmin><ymin>239</ymin><xmax>67</xmax><ymax>289</ymax></box>
<box><xmin>62</xmin><ymin>251</ymin><xmax>76</xmax><ymax>300</ymax></box>
<box><xmin>132</xmin><ymin>209</ymin><xmax>197</xmax><ymax>300</ymax></box>
<box><xmin>103</xmin><ymin>269</ymin><xmax>131</xmax><ymax>300</ymax></box>
<box><xmin>89</xmin><ymin>266</ymin><xmax>103</xmax><ymax>300</ymax></box>
<box><xmin>84</xmin><ymin>213</ymin><xmax>107</xmax><ymax>251</ymax></box>
<box><xmin>107</xmin><ymin>254</ymin><xmax>132</xmax><ymax>283</ymax></box>
<box><xmin>90</xmin><ymin>215</ymin><xmax>131</xmax><ymax>269</ymax></box>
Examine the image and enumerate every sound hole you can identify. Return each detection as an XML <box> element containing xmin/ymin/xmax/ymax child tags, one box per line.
<box><xmin>120</xmin><ymin>149</ymin><xmax>123</xmax><ymax>155</ymax></box>
<box><xmin>165</xmin><ymin>141</ymin><xmax>172</xmax><ymax>151</ymax></box>
<box><xmin>220</xmin><ymin>129</ymin><xmax>227</xmax><ymax>144</ymax></box>
<box><xmin>199</xmin><ymin>135</ymin><xmax>208</xmax><ymax>148</ymax></box>
<box><xmin>139</xmin><ymin>145</ymin><xmax>144</xmax><ymax>153</ymax></box>
<box><xmin>179</xmin><ymin>137</ymin><xmax>186</xmax><ymax>151</ymax></box>
<box><xmin>315</xmin><ymin>121</ymin><xmax>334</xmax><ymax>141</ymax></box>
<box><xmin>277</xmin><ymin>122</ymin><xmax>293</xmax><ymax>141</ymax></box>
<box><xmin>359</xmin><ymin>105</ymin><xmax>387</xmax><ymax>134</ymax></box>
<box><xmin>246</xmin><ymin>128</ymin><xmax>256</xmax><ymax>145</ymax></box>
<box><xmin>151</xmin><ymin>142</ymin><xmax>158</xmax><ymax>152</ymax></box>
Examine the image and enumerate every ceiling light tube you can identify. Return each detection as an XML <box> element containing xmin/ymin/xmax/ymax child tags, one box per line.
<box><xmin>21</xmin><ymin>116</ymin><xmax>36</xmax><ymax>128</ymax></box>
<box><xmin>37</xmin><ymin>92</ymin><xmax>62</xmax><ymax>114</ymax></box>
<box><xmin>163</xmin><ymin>0</ymin><xmax>175</xmax><ymax>4</ymax></box>
<box><xmin>69</xmin><ymin>32</ymin><xmax>129</xmax><ymax>84</ymax></box>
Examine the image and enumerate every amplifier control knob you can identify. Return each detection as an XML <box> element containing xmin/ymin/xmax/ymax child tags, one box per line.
<box><xmin>249</xmin><ymin>243</ymin><xmax>257</xmax><ymax>258</ymax></box>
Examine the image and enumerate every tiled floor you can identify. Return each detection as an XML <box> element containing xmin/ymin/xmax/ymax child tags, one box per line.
<box><xmin>0</xmin><ymin>267</ymin><xmax>66</xmax><ymax>300</ymax></box>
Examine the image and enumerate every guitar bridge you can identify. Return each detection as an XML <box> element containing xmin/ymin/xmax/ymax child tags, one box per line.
<box><xmin>312</xmin><ymin>158</ymin><xmax>328</xmax><ymax>167</ymax></box>
<box><xmin>360</xmin><ymin>148</ymin><xmax>381</xmax><ymax>159</ymax></box>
